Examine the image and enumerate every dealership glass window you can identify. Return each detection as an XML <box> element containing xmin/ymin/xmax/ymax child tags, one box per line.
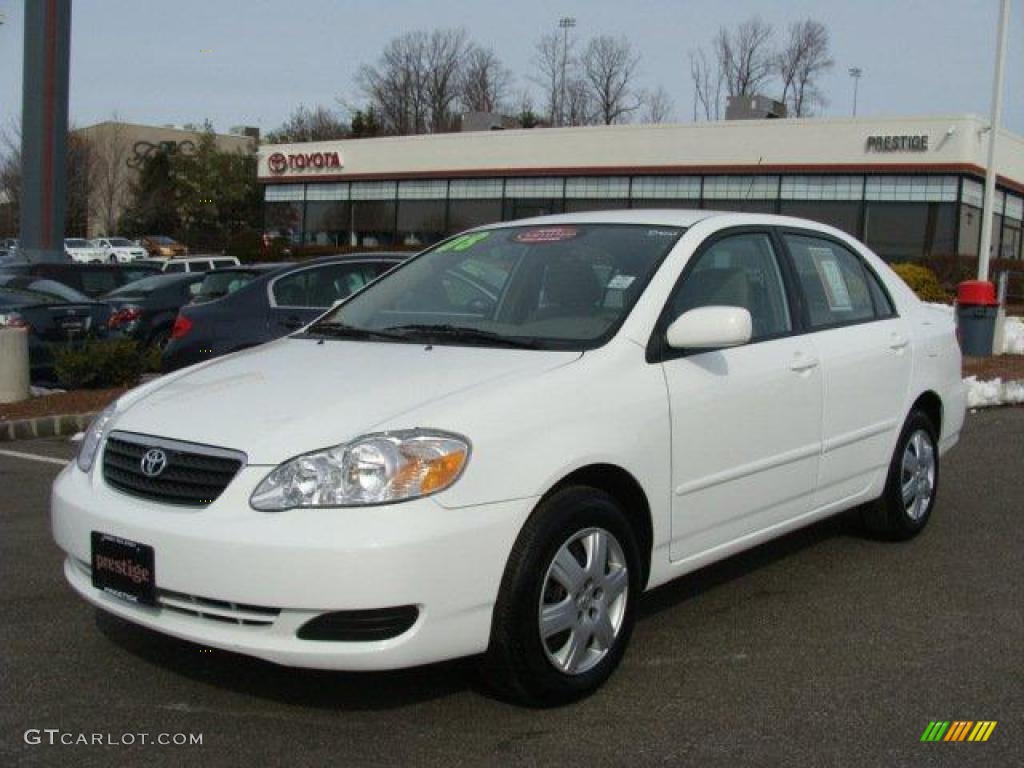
<box><xmin>305</xmin><ymin>183</ymin><xmax>349</xmax><ymax>202</ymax></box>
<box><xmin>780</xmin><ymin>175</ymin><xmax>863</xmax><ymax>201</ymax></box>
<box><xmin>503</xmin><ymin>198</ymin><xmax>565</xmax><ymax>220</ymax></box>
<box><xmin>304</xmin><ymin>201</ymin><xmax>351</xmax><ymax>246</ymax></box>
<box><xmin>962</xmin><ymin>178</ymin><xmax>984</xmax><ymax>208</ymax></box>
<box><xmin>264</xmin><ymin>185</ymin><xmax>304</xmax><ymax>203</ymax></box>
<box><xmin>504</xmin><ymin>177</ymin><xmax>565</xmax><ymax>198</ymax></box>
<box><xmin>350</xmin><ymin>181</ymin><xmax>398</xmax><ymax>201</ymax></box>
<box><xmin>630</xmin><ymin>176</ymin><xmax>700</xmax><ymax>200</ymax></box>
<box><xmin>447</xmin><ymin>199</ymin><xmax>503</xmax><ymax>232</ymax></box>
<box><xmin>707</xmin><ymin>199</ymin><xmax>777</xmax><ymax>213</ymax></box>
<box><xmin>958</xmin><ymin>204</ymin><xmax>982</xmax><ymax>257</ymax></box>
<box><xmin>630</xmin><ymin>198</ymin><xmax>701</xmax><ymax>210</ymax></box>
<box><xmin>778</xmin><ymin>201</ymin><xmax>862</xmax><ymax>236</ymax></box>
<box><xmin>864</xmin><ymin>202</ymin><xmax>956</xmax><ymax>261</ymax></box>
<box><xmin>448</xmin><ymin>178</ymin><xmax>504</xmax><ymax>199</ymax></box>
<box><xmin>864</xmin><ymin>175</ymin><xmax>958</xmax><ymax>202</ymax></box>
<box><xmin>703</xmin><ymin>175</ymin><xmax>779</xmax><ymax>200</ymax></box>
<box><xmin>397</xmin><ymin>200</ymin><xmax>447</xmax><ymax>246</ymax></box>
<box><xmin>398</xmin><ymin>180</ymin><xmax>448</xmax><ymax>200</ymax></box>
<box><xmin>565</xmin><ymin>177</ymin><xmax>630</xmax><ymax>199</ymax></box>
<box><xmin>564</xmin><ymin>198</ymin><xmax>630</xmax><ymax>213</ymax></box>
<box><xmin>350</xmin><ymin>201</ymin><xmax>397</xmax><ymax>246</ymax></box>
<box><xmin>264</xmin><ymin>202</ymin><xmax>304</xmax><ymax>242</ymax></box>
<box><xmin>1001</xmin><ymin>218</ymin><xmax>1021</xmax><ymax>260</ymax></box>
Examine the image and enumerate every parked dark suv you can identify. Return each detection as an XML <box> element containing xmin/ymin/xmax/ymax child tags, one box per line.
<box><xmin>0</xmin><ymin>262</ymin><xmax>160</xmax><ymax>298</ymax></box>
<box><xmin>162</xmin><ymin>253</ymin><xmax>408</xmax><ymax>371</ymax></box>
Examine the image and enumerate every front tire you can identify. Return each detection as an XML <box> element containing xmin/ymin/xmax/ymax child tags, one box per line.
<box><xmin>861</xmin><ymin>410</ymin><xmax>939</xmax><ymax>540</ymax></box>
<box><xmin>483</xmin><ymin>486</ymin><xmax>641</xmax><ymax>706</ymax></box>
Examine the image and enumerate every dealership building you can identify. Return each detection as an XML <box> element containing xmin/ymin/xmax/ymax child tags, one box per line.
<box><xmin>258</xmin><ymin>114</ymin><xmax>1024</xmax><ymax>262</ymax></box>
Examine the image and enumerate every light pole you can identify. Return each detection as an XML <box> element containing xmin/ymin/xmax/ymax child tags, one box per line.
<box><xmin>848</xmin><ymin>67</ymin><xmax>862</xmax><ymax>117</ymax></box>
<box><xmin>977</xmin><ymin>0</ymin><xmax>1011</xmax><ymax>282</ymax></box>
<box><xmin>558</xmin><ymin>17</ymin><xmax>576</xmax><ymax>127</ymax></box>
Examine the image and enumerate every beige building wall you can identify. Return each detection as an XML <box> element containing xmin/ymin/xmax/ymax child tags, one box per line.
<box><xmin>74</xmin><ymin>121</ymin><xmax>256</xmax><ymax>237</ymax></box>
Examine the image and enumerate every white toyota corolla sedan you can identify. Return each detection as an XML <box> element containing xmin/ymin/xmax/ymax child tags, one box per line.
<box><xmin>52</xmin><ymin>211</ymin><xmax>965</xmax><ymax>704</ymax></box>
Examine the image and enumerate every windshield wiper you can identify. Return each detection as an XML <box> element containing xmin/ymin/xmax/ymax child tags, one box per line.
<box><xmin>383</xmin><ymin>324</ymin><xmax>541</xmax><ymax>349</ymax></box>
<box><xmin>306</xmin><ymin>322</ymin><xmax>409</xmax><ymax>342</ymax></box>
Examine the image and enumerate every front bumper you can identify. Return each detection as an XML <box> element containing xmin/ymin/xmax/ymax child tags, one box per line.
<box><xmin>51</xmin><ymin>461</ymin><xmax>535</xmax><ymax>670</ymax></box>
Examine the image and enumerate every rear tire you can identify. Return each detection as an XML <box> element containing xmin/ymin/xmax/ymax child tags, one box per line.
<box><xmin>861</xmin><ymin>410</ymin><xmax>939</xmax><ymax>540</ymax></box>
<box><xmin>482</xmin><ymin>486</ymin><xmax>641</xmax><ymax>706</ymax></box>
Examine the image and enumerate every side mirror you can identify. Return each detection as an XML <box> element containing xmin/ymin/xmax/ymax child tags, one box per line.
<box><xmin>665</xmin><ymin>306</ymin><xmax>752</xmax><ymax>350</ymax></box>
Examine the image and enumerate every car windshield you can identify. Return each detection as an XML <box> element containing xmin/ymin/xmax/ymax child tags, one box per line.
<box><xmin>311</xmin><ymin>224</ymin><xmax>684</xmax><ymax>350</ymax></box>
<box><xmin>107</xmin><ymin>238</ymin><xmax>134</xmax><ymax>247</ymax></box>
<box><xmin>149</xmin><ymin>236</ymin><xmax>175</xmax><ymax>245</ymax></box>
<box><xmin>65</xmin><ymin>239</ymin><xmax>90</xmax><ymax>247</ymax></box>
<box><xmin>194</xmin><ymin>268</ymin><xmax>263</xmax><ymax>301</ymax></box>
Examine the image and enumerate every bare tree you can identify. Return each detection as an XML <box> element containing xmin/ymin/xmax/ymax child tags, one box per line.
<box><xmin>564</xmin><ymin>76</ymin><xmax>596</xmax><ymax>126</ymax></box>
<box><xmin>581</xmin><ymin>35</ymin><xmax>641</xmax><ymax>125</ymax></box>
<box><xmin>776</xmin><ymin>20</ymin><xmax>833</xmax><ymax>117</ymax></box>
<box><xmin>639</xmin><ymin>85</ymin><xmax>674</xmax><ymax>124</ymax></box>
<box><xmin>84</xmin><ymin>119</ymin><xmax>131</xmax><ymax>235</ymax></box>
<box><xmin>0</xmin><ymin>125</ymin><xmax>20</xmax><ymax>236</ymax></box>
<box><xmin>714</xmin><ymin>17</ymin><xmax>775</xmax><ymax>98</ymax></box>
<box><xmin>424</xmin><ymin>28</ymin><xmax>470</xmax><ymax>132</ymax></box>
<box><xmin>532</xmin><ymin>31</ymin><xmax>569</xmax><ymax>125</ymax></box>
<box><xmin>688</xmin><ymin>48</ymin><xmax>724</xmax><ymax>120</ymax></box>
<box><xmin>359</xmin><ymin>28</ymin><xmax>470</xmax><ymax>135</ymax></box>
<box><xmin>458</xmin><ymin>46</ymin><xmax>513</xmax><ymax>114</ymax></box>
<box><xmin>358</xmin><ymin>31</ymin><xmax>430</xmax><ymax>135</ymax></box>
<box><xmin>265</xmin><ymin>105</ymin><xmax>350</xmax><ymax>143</ymax></box>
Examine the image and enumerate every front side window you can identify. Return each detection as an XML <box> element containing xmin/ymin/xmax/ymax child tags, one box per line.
<box><xmin>668</xmin><ymin>232</ymin><xmax>792</xmax><ymax>341</ymax></box>
<box><xmin>273</xmin><ymin>263</ymin><xmax>390</xmax><ymax>308</ymax></box>
<box><xmin>784</xmin><ymin>234</ymin><xmax>876</xmax><ymax>328</ymax></box>
<box><xmin>313</xmin><ymin>224</ymin><xmax>685</xmax><ymax>349</ymax></box>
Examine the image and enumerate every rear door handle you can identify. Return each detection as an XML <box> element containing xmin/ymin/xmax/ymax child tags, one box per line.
<box><xmin>889</xmin><ymin>334</ymin><xmax>909</xmax><ymax>351</ymax></box>
<box><xmin>789</xmin><ymin>353</ymin><xmax>820</xmax><ymax>372</ymax></box>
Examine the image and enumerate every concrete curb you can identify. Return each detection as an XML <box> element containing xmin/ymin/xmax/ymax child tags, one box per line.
<box><xmin>0</xmin><ymin>411</ymin><xmax>97</xmax><ymax>442</ymax></box>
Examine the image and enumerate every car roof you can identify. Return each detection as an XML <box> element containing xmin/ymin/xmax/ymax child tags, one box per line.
<box><xmin>301</xmin><ymin>251</ymin><xmax>412</xmax><ymax>265</ymax></box>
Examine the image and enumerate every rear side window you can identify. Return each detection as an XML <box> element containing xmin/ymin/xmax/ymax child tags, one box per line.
<box><xmin>79</xmin><ymin>269</ymin><xmax>120</xmax><ymax>296</ymax></box>
<box><xmin>164</xmin><ymin>262</ymin><xmax>186</xmax><ymax>273</ymax></box>
<box><xmin>273</xmin><ymin>262</ymin><xmax>388</xmax><ymax>308</ymax></box>
<box><xmin>783</xmin><ymin>235</ymin><xmax>876</xmax><ymax>328</ymax></box>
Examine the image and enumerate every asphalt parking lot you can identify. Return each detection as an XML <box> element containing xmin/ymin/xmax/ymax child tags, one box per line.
<box><xmin>1</xmin><ymin>410</ymin><xmax>1021</xmax><ymax>767</ymax></box>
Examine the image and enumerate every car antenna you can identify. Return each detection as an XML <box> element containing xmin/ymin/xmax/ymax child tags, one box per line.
<box><xmin>741</xmin><ymin>156</ymin><xmax>764</xmax><ymax>212</ymax></box>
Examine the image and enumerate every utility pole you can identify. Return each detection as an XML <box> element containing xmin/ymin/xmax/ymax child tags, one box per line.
<box><xmin>558</xmin><ymin>17</ymin><xmax>576</xmax><ymax>127</ymax></box>
<box><xmin>848</xmin><ymin>67</ymin><xmax>862</xmax><ymax>117</ymax></box>
<box><xmin>978</xmin><ymin>0</ymin><xmax>1010</xmax><ymax>282</ymax></box>
<box><xmin>20</xmin><ymin>0</ymin><xmax>73</xmax><ymax>263</ymax></box>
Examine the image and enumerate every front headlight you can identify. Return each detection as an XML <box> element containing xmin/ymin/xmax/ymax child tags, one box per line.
<box><xmin>77</xmin><ymin>403</ymin><xmax>118</xmax><ymax>473</ymax></box>
<box><xmin>250</xmin><ymin>430</ymin><xmax>470</xmax><ymax>511</ymax></box>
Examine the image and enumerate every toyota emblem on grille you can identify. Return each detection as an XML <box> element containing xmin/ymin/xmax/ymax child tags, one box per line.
<box><xmin>140</xmin><ymin>448</ymin><xmax>168</xmax><ymax>477</ymax></box>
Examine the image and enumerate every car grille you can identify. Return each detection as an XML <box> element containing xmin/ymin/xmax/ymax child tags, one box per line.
<box><xmin>102</xmin><ymin>432</ymin><xmax>246</xmax><ymax>506</ymax></box>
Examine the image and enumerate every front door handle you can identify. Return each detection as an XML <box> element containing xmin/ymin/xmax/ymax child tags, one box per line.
<box><xmin>789</xmin><ymin>353</ymin><xmax>820</xmax><ymax>372</ymax></box>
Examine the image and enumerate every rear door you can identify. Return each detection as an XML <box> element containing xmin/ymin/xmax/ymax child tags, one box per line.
<box><xmin>778</xmin><ymin>230</ymin><xmax>911</xmax><ymax>506</ymax></box>
<box><xmin>659</xmin><ymin>229</ymin><xmax>824</xmax><ymax>562</ymax></box>
<box><xmin>267</xmin><ymin>261</ymin><xmax>393</xmax><ymax>336</ymax></box>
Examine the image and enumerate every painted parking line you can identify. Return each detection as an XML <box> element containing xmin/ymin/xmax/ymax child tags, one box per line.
<box><xmin>0</xmin><ymin>448</ymin><xmax>69</xmax><ymax>467</ymax></box>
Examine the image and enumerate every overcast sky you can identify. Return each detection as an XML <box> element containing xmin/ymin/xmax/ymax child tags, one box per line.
<box><xmin>0</xmin><ymin>0</ymin><xmax>1021</xmax><ymax>135</ymax></box>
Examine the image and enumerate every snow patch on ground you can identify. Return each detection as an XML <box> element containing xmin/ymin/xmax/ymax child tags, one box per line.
<box><xmin>964</xmin><ymin>376</ymin><xmax>1024</xmax><ymax>409</ymax></box>
<box><xmin>1002</xmin><ymin>317</ymin><xmax>1024</xmax><ymax>355</ymax></box>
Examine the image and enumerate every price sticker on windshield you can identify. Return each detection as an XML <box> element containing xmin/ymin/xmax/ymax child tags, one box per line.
<box><xmin>514</xmin><ymin>226</ymin><xmax>579</xmax><ymax>244</ymax></box>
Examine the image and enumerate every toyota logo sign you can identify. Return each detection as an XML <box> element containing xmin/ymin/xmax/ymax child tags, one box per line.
<box><xmin>140</xmin><ymin>448</ymin><xmax>168</xmax><ymax>478</ymax></box>
<box><xmin>268</xmin><ymin>152</ymin><xmax>288</xmax><ymax>174</ymax></box>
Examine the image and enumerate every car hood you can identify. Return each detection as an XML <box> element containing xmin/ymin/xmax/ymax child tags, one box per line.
<box><xmin>113</xmin><ymin>337</ymin><xmax>581</xmax><ymax>464</ymax></box>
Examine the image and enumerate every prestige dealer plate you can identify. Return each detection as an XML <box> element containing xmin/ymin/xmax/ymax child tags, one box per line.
<box><xmin>91</xmin><ymin>532</ymin><xmax>156</xmax><ymax>605</ymax></box>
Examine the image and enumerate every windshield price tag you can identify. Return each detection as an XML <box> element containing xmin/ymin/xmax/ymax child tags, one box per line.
<box><xmin>514</xmin><ymin>227</ymin><xmax>579</xmax><ymax>244</ymax></box>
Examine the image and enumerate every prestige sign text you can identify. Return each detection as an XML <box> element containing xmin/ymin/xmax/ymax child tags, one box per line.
<box><xmin>865</xmin><ymin>135</ymin><xmax>929</xmax><ymax>152</ymax></box>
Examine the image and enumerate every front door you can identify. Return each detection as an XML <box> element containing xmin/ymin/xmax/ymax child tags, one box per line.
<box><xmin>659</xmin><ymin>231</ymin><xmax>824</xmax><ymax>562</ymax></box>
